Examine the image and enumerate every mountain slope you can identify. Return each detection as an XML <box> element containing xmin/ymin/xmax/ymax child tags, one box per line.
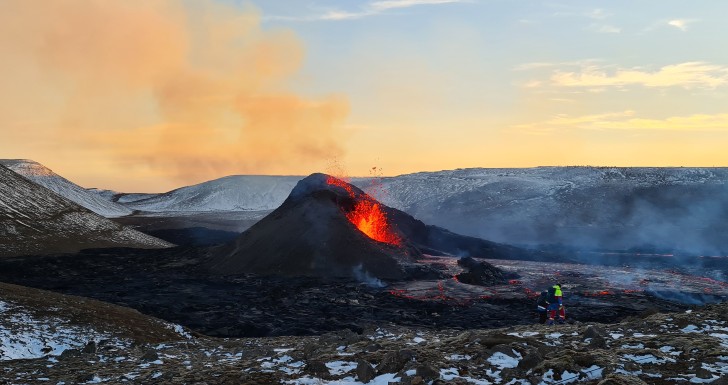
<box><xmin>90</xmin><ymin>166</ymin><xmax>728</xmax><ymax>254</ymax></box>
<box><xmin>0</xmin><ymin>164</ymin><xmax>172</xmax><ymax>257</ymax></box>
<box><xmin>121</xmin><ymin>175</ymin><xmax>302</xmax><ymax>213</ymax></box>
<box><xmin>363</xmin><ymin>167</ymin><xmax>728</xmax><ymax>254</ymax></box>
<box><xmin>0</xmin><ymin>159</ymin><xmax>133</xmax><ymax>218</ymax></box>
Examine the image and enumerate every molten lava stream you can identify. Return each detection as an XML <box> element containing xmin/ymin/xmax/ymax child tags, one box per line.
<box><xmin>325</xmin><ymin>175</ymin><xmax>401</xmax><ymax>246</ymax></box>
<box><xmin>347</xmin><ymin>199</ymin><xmax>401</xmax><ymax>246</ymax></box>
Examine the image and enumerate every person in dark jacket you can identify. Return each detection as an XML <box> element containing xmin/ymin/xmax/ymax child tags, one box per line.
<box><xmin>536</xmin><ymin>290</ymin><xmax>549</xmax><ymax>324</ymax></box>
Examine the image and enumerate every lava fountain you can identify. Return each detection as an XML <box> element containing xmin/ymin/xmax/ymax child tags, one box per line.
<box><xmin>326</xmin><ymin>176</ymin><xmax>401</xmax><ymax>246</ymax></box>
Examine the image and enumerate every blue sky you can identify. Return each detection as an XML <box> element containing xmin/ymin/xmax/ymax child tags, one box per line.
<box><xmin>248</xmin><ymin>1</ymin><xmax>728</xmax><ymax>172</ymax></box>
<box><xmin>2</xmin><ymin>0</ymin><xmax>727</xmax><ymax>191</ymax></box>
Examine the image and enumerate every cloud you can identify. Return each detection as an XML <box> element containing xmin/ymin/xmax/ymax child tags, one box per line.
<box><xmin>591</xmin><ymin>113</ymin><xmax>728</xmax><ymax>132</ymax></box>
<box><xmin>667</xmin><ymin>19</ymin><xmax>691</xmax><ymax>31</ymax></box>
<box><xmin>586</xmin><ymin>8</ymin><xmax>610</xmax><ymax>20</ymax></box>
<box><xmin>0</xmin><ymin>0</ymin><xmax>349</xmax><ymax>185</ymax></box>
<box><xmin>594</xmin><ymin>24</ymin><xmax>621</xmax><ymax>34</ymax></box>
<box><xmin>268</xmin><ymin>0</ymin><xmax>470</xmax><ymax>21</ymax></box>
<box><xmin>513</xmin><ymin>111</ymin><xmax>728</xmax><ymax>134</ymax></box>
<box><xmin>371</xmin><ymin>0</ymin><xmax>467</xmax><ymax>11</ymax></box>
<box><xmin>523</xmin><ymin>62</ymin><xmax>728</xmax><ymax>89</ymax></box>
<box><xmin>512</xmin><ymin>111</ymin><xmax>636</xmax><ymax>134</ymax></box>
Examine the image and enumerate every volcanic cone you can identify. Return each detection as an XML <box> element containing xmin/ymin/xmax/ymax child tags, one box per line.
<box><xmin>207</xmin><ymin>173</ymin><xmax>546</xmax><ymax>280</ymax></box>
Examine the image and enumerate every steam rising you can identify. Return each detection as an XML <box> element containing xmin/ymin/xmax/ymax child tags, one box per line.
<box><xmin>0</xmin><ymin>1</ymin><xmax>348</xmax><ymax>185</ymax></box>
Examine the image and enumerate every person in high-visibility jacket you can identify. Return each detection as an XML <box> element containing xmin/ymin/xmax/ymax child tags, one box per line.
<box><xmin>546</xmin><ymin>283</ymin><xmax>566</xmax><ymax>325</ymax></box>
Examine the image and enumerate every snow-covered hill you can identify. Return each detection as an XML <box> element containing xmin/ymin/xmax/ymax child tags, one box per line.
<box><xmin>362</xmin><ymin>167</ymin><xmax>728</xmax><ymax>254</ymax></box>
<box><xmin>118</xmin><ymin>175</ymin><xmax>304</xmax><ymax>213</ymax></box>
<box><xmin>96</xmin><ymin>167</ymin><xmax>728</xmax><ymax>254</ymax></box>
<box><xmin>0</xmin><ymin>160</ymin><xmax>133</xmax><ymax>218</ymax></box>
<box><xmin>0</xmin><ymin>164</ymin><xmax>172</xmax><ymax>257</ymax></box>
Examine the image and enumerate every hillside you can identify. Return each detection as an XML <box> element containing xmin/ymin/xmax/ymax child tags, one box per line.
<box><xmin>90</xmin><ymin>167</ymin><xmax>728</xmax><ymax>254</ymax></box>
<box><xmin>2</xmin><ymin>287</ymin><xmax>727</xmax><ymax>383</ymax></box>
<box><xmin>362</xmin><ymin>167</ymin><xmax>728</xmax><ymax>254</ymax></box>
<box><xmin>0</xmin><ymin>159</ymin><xmax>133</xmax><ymax>218</ymax></box>
<box><xmin>119</xmin><ymin>175</ymin><xmax>302</xmax><ymax>213</ymax></box>
<box><xmin>0</xmin><ymin>281</ymin><xmax>189</xmax><ymax>361</ymax></box>
<box><xmin>0</xmin><ymin>164</ymin><xmax>172</xmax><ymax>257</ymax></box>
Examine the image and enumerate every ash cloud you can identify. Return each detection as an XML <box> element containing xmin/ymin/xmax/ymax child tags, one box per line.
<box><xmin>0</xmin><ymin>0</ymin><xmax>348</xmax><ymax>187</ymax></box>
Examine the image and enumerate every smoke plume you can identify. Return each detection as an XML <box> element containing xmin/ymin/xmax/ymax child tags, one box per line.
<box><xmin>0</xmin><ymin>0</ymin><xmax>348</xmax><ymax>188</ymax></box>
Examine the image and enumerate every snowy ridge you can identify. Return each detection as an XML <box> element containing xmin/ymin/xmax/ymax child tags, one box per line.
<box><xmin>93</xmin><ymin>166</ymin><xmax>728</xmax><ymax>253</ymax></box>
<box><xmin>0</xmin><ymin>164</ymin><xmax>172</xmax><ymax>257</ymax></box>
<box><xmin>0</xmin><ymin>159</ymin><xmax>133</xmax><ymax>218</ymax></box>
<box><xmin>120</xmin><ymin>175</ymin><xmax>303</xmax><ymax>213</ymax></box>
<box><xmin>364</xmin><ymin>167</ymin><xmax>728</xmax><ymax>252</ymax></box>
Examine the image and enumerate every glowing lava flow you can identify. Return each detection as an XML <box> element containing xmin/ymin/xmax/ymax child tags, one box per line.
<box><xmin>326</xmin><ymin>176</ymin><xmax>402</xmax><ymax>246</ymax></box>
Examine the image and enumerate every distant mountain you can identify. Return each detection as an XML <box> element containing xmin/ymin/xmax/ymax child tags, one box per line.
<box><xmin>0</xmin><ymin>159</ymin><xmax>133</xmax><ymax>218</ymax></box>
<box><xmin>116</xmin><ymin>175</ymin><xmax>303</xmax><ymax>213</ymax></box>
<box><xmin>0</xmin><ymin>164</ymin><xmax>173</xmax><ymax>257</ymax></box>
<box><xmin>100</xmin><ymin>166</ymin><xmax>728</xmax><ymax>254</ymax></box>
<box><xmin>361</xmin><ymin>167</ymin><xmax>728</xmax><ymax>254</ymax></box>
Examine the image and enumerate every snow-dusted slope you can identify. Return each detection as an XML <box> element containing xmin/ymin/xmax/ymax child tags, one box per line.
<box><xmin>360</xmin><ymin>167</ymin><xmax>728</xmax><ymax>253</ymax></box>
<box><xmin>84</xmin><ymin>166</ymin><xmax>728</xmax><ymax>253</ymax></box>
<box><xmin>0</xmin><ymin>282</ymin><xmax>189</xmax><ymax>361</ymax></box>
<box><xmin>0</xmin><ymin>164</ymin><xmax>172</xmax><ymax>257</ymax></box>
<box><xmin>122</xmin><ymin>175</ymin><xmax>303</xmax><ymax>213</ymax></box>
<box><xmin>0</xmin><ymin>159</ymin><xmax>133</xmax><ymax>218</ymax></box>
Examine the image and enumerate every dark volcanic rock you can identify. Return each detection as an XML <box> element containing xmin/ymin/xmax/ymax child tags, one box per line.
<box><xmin>454</xmin><ymin>257</ymin><xmax>506</xmax><ymax>286</ymax></box>
<box><xmin>597</xmin><ymin>374</ymin><xmax>649</xmax><ymax>385</ymax></box>
<box><xmin>377</xmin><ymin>349</ymin><xmax>416</xmax><ymax>374</ymax></box>
<box><xmin>356</xmin><ymin>359</ymin><xmax>377</xmax><ymax>383</ymax></box>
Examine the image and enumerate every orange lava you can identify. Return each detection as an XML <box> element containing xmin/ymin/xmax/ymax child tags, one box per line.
<box><xmin>347</xmin><ymin>199</ymin><xmax>402</xmax><ymax>245</ymax></box>
<box><xmin>326</xmin><ymin>175</ymin><xmax>401</xmax><ymax>246</ymax></box>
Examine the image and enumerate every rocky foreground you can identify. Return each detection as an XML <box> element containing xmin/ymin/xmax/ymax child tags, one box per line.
<box><xmin>2</xmin><ymin>283</ymin><xmax>727</xmax><ymax>385</ymax></box>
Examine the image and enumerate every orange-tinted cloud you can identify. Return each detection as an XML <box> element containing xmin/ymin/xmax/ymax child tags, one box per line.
<box><xmin>0</xmin><ymin>0</ymin><xmax>348</xmax><ymax>187</ymax></box>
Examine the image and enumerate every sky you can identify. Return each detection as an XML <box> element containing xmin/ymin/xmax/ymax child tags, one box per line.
<box><xmin>1</xmin><ymin>0</ymin><xmax>727</xmax><ymax>192</ymax></box>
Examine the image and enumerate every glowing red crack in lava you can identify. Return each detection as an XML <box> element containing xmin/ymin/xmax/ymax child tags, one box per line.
<box><xmin>326</xmin><ymin>176</ymin><xmax>402</xmax><ymax>246</ymax></box>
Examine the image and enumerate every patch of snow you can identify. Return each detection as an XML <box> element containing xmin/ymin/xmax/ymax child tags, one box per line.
<box><xmin>681</xmin><ymin>325</ymin><xmax>700</xmax><ymax>333</ymax></box>
<box><xmin>621</xmin><ymin>343</ymin><xmax>644</xmax><ymax>349</ymax></box>
<box><xmin>507</xmin><ymin>332</ymin><xmax>539</xmax><ymax>338</ymax></box>
<box><xmin>610</xmin><ymin>333</ymin><xmax>624</xmax><ymax>340</ymax></box>
<box><xmin>285</xmin><ymin>373</ymin><xmax>400</xmax><ymax>385</ymax></box>
<box><xmin>623</xmin><ymin>354</ymin><xmax>675</xmax><ymax>365</ymax></box>
<box><xmin>440</xmin><ymin>368</ymin><xmax>493</xmax><ymax>385</ymax></box>
<box><xmin>582</xmin><ymin>365</ymin><xmax>603</xmax><ymax>380</ymax></box>
<box><xmin>688</xmin><ymin>375</ymin><xmax>720</xmax><ymax>383</ymax></box>
<box><xmin>325</xmin><ymin>361</ymin><xmax>358</xmax><ymax>375</ymax></box>
<box><xmin>165</xmin><ymin>323</ymin><xmax>193</xmax><ymax>339</ymax></box>
<box><xmin>448</xmin><ymin>354</ymin><xmax>472</xmax><ymax>361</ymax></box>
<box><xmin>0</xmin><ymin>301</ymin><xmax>124</xmax><ymax>361</ymax></box>
<box><xmin>487</xmin><ymin>351</ymin><xmax>522</xmax><ymax>370</ymax></box>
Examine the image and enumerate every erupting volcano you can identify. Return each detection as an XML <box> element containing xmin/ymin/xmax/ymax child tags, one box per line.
<box><xmin>326</xmin><ymin>175</ymin><xmax>401</xmax><ymax>246</ymax></box>
<box><xmin>207</xmin><ymin>173</ymin><xmax>550</xmax><ymax>281</ymax></box>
